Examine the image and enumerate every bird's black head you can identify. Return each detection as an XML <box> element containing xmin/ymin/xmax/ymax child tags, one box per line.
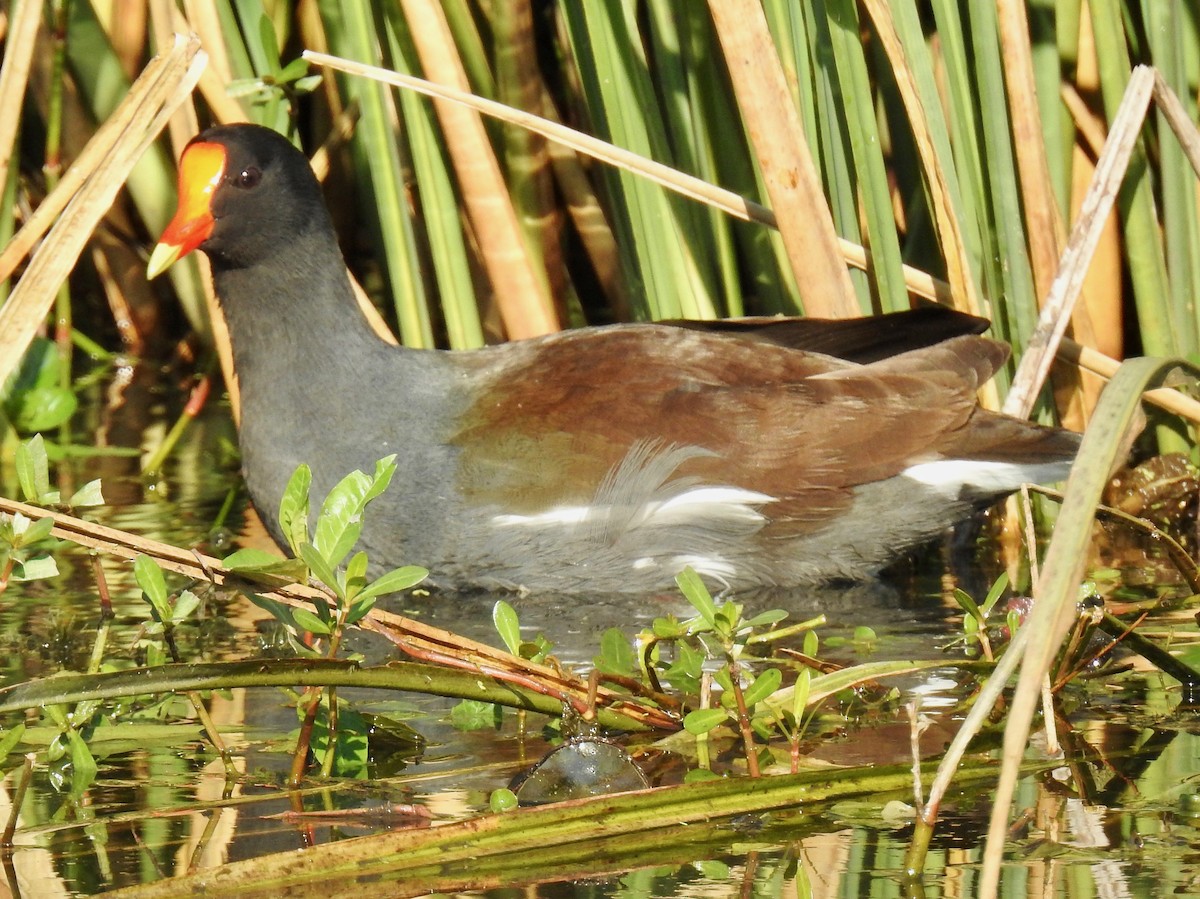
<box><xmin>148</xmin><ymin>123</ymin><xmax>332</xmax><ymax>276</ymax></box>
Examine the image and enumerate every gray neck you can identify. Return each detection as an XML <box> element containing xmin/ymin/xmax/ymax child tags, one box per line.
<box><xmin>212</xmin><ymin>244</ymin><xmax>385</xmax><ymax>383</ymax></box>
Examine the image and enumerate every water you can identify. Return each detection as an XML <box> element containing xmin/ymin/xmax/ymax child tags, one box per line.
<box><xmin>0</xmin><ymin>361</ymin><xmax>1196</xmax><ymax>897</ymax></box>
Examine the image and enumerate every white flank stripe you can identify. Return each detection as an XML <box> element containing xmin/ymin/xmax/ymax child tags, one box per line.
<box><xmin>492</xmin><ymin>486</ymin><xmax>775</xmax><ymax>530</ymax></box>
<box><xmin>902</xmin><ymin>459</ymin><xmax>1068</xmax><ymax>496</ymax></box>
<box><xmin>492</xmin><ymin>506</ymin><xmax>592</xmax><ymax>528</ymax></box>
<box><xmin>657</xmin><ymin>486</ymin><xmax>774</xmax><ymax>511</ymax></box>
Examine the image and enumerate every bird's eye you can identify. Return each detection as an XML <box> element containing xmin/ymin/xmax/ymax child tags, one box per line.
<box><xmin>233</xmin><ymin>166</ymin><xmax>262</xmax><ymax>189</ymax></box>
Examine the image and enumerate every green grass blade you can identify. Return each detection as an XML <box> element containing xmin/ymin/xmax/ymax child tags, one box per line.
<box><xmin>1089</xmin><ymin>0</ymin><xmax>1173</xmax><ymax>358</ymax></box>
<box><xmin>382</xmin><ymin>10</ymin><xmax>484</xmax><ymax>348</ymax></box>
<box><xmin>319</xmin><ymin>0</ymin><xmax>434</xmax><ymax>347</ymax></box>
<box><xmin>964</xmin><ymin>2</ymin><xmax>1039</xmax><ymax>363</ymax></box>
<box><xmin>825</xmin><ymin>0</ymin><xmax>909</xmax><ymax>312</ymax></box>
<box><xmin>803</xmin><ymin>0</ymin><xmax>869</xmax><ymax>311</ymax></box>
<box><xmin>562</xmin><ymin>3</ymin><xmax>719</xmax><ymax>321</ymax></box>
<box><xmin>1142</xmin><ymin>0</ymin><xmax>1200</xmax><ymax>360</ymax></box>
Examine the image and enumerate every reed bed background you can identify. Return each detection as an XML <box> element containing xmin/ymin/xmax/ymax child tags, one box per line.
<box><xmin>1</xmin><ymin>0</ymin><xmax>1196</xmax><ymax>422</ymax></box>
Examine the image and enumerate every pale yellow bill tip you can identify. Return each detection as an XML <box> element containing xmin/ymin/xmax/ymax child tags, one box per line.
<box><xmin>146</xmin><ymin>242</ymin><xmax>182</xmax><ymax>280</ymax></box>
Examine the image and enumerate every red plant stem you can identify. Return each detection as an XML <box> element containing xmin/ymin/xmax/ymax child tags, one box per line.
<box><xmin>727</xmin><ymin>658</ymin><xmax>760</xmax><ymax>778</ymax></box>
<box><xmin>289</xmin><ymin>687</ymin><xmax>323</xmax><ymax>787</ymax></box>
<box><xmin>90</xmin><ymin>553</ymin><xmax>114</xmax><ymax>619</ymax></box>
<box><xmin>390</xmin><ymin>636</ymin><xmax>595</xmax><ymax>719</ymax></box>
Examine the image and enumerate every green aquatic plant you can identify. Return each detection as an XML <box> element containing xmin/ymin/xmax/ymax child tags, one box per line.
<box><xmin>223</xmin><ymin>455</ymin><xmax>426</xmax><ymax>780</ymax></box>
<box><xmin>0</xmin><ymin>435</ymin><xmax>103</xmax><ymax>593</ymax></box>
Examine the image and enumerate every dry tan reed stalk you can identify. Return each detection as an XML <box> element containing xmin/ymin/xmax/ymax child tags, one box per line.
<box><xmin>401</xmin><ymin>0</ymin><xmax>558</xmax><ymax>338</ymax></box>
<box><xmin>301</xmin><ymin>51</ymin><xmax>948</xmax><ymax>307</ymax></box>
<box><xmin>706</xmin><ymin>0</ymin><xmax>859</xmax><ymax>318</ymax></box>
<box><xmin>859</xmin><ymin>0</ymin><xmax>983</xmax><ymax>320</ymax></box>
<box><xmin>1004</xmin><ymin>66</ymin><xmax>1155</xmax><ymax>420</ymax></box>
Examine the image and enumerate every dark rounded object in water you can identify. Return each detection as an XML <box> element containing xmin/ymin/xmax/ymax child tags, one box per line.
<box><xmin>511</xmin><ymin>738</ymin><xmax>648</xmax><ymax>805</ymax></box>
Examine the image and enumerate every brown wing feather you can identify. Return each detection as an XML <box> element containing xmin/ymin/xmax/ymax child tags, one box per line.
<box><xmin>450</xmin><ymin>326</ymin><xmax>1008</xmax><ymax>530</ymax></box>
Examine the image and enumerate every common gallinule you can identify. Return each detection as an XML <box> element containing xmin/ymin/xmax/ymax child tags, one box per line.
<box><xmin>148</xmin><ymin>124</ymin><xmax>1079</xmax><ymax>594</ymax></box>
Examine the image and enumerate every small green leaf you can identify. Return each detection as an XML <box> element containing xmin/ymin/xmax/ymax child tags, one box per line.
<box><xmin>741</xmin><ymin>668</ymin><xmax>783</xmax><ymax>708</ymax></box>
<box><xmin>594</xmin><ymin>628</ymin><xmax>636</xmax><ymax>676</ymax></box>
<box><xmin>306</xmin><ymin>703</ymin><xmax>370</xmax><ymax>778</ymax></box>
<box><xmin>363</xmin><ymin>455</ymin><xmax>398</xmax><ymax>503</ymax></box>
<box><xmin>683</xmin><ymin>707</ymin><xmax>730</xmax><ymax>735</ymax></box>
<box><xmin>450</xmin><ymin>700</ymin><xmax>502</xmax><ymax>730</ymax></box>
<box><xmin>714</xmin><ymin>601</ymin><xmax>743</xmax><ymax>635</ymax></box>
<box><xmin>17</xmin><ymin>516</ymin><xmax>54</xmax><ymax>545</ymax></box>
<box><xmin>226</xmin><ymin>77</ymin><xmax>269</xmax><ymax>100</ymax></box>
<box><xmin>309</xmin><ymin>458</ymin><xmax>396</xmax><ymax>568</ymax></box>
<box><xmin>882</xmin><ymin>799</ymin><xmax>918</xmax><ymax>822</ymax></box>
<box><xmin>67</xmin><ymin>479</ymin><xmax>103</xmax><ymax>508</ymax></box>
<box><xmin>245</xmin><ymin>592</ymin><xmax>301</xmax><ymax>630</ymax></box>
<box><xmin>12</xmin><ymin>388</ymin><xmax>76</xmax><ymax>433</ymax></box>
<box><xmin>15</xmin><ymin>435</ymin><xmax>52</xmax><ymax>502</ymax></box>
<box><xmin>277</xmin><ymin>57</ymin><xmax>309</xmax><ymax>83</ymax></box>
<box><xmin>134</xmin><ymin>555</ymin><xmax>172</xmax><ymax>620</ymax></box>
<box><xmin>0</xmin><ymin>723</ymin><xmax>26</xmax><ymax>757</ymax></box>
<box><xmin>519</xmin><ymin>634</ymin><xmax>553</xmax><ymax>664</ymax></box>
<box><xmin>493</xmin><ymin>601</ymin><xmax>521</xmax><ymax>655</ymax></box>
<box><xmin>223</xmin><ymin>547</ymin><xmax>288</xmax><ymax>569</ymax></box>
<box><xmin>980</xmin><ymin>571</ymin><xmax>1010</xmax><ymax>617</ymax></box>
<box><xmin>314</xmin><ymin>470</ymin><xmax>370</xmax><ymax>562</ymax></box>
<box><xmin>953</xmin><ymin>587</ymin><xmax>983</xmax><ymax>622</ymax></box>
<box><xmin>694</xmin><ymin>859</ymin><xmax>730</xmax><ymax>879</ymax></box>
<box><xmin>72</xmin><ymin>699</ymin><xmax>100</xmax><ymax>724</ymax></box>
<box><xmin>792</xmin><ymin>668</ymin><xmax>811</xmax><ymax>719</ymax></box>
<box><xmin>278</xmin><ymin>464</ymin><xmax>312</xmax><ymax>555</ymax></box>
<box><xmin>144</xmin><ymin>641</ymin><xmax>167</xmax><ymax>666</ymax></box>
<box><xmin>853</xmin><ymin>626</ymin><xmax>877</xmax><ymax>646</ymax></box>
<box><xmin>676</xmin><ymin>567</ymin><xmax>717</xmax><ymax>626</ymax></box>
<box><xmin>67</xmin><ymin>730</ymin><xmax>98</xmax><ymax>786</ymax></box>
<box><xmin>346</xmin><ymin>596</ymin><xmax>377</xmax><ymax>625</ymax></box>
<box><xmin>664</xmin><ymin>642</ymin><xmax>705</xmax><ymax>694</ymax></box>
<box><xmin>742</xmin><ymin>608</ymin><xmax>788</xmax><ymax>629</ymax></box>
<box><xmin>355</xmin><ymin>565</ymin><xmax>428</xmax><ymax>602</ymax></box>
<box><xmin>802</xmin><ymin>630</ymin><xmax>819</xmax><ymax>657</ymax></box>
<box><xmin>293</xmin><ymin>74</ymin><xmax>322</xmax><ymax>94</ymax></box>
<box><xmin>344</xmin><ymin>551</ymin><xmax>369</xmax><ymax>599</ymax></box>
<box><xmin>222</xmin><ymin>549</ymin><xmax>308</xmax><ymax>586</ymax></box>
<box><xmin>171</xmin><ymin>590</ymin><xmax>201</xmax><ymax>623</ymax></box>
<box><xmin>652</xmin><ymin>615</ymin><xmax>687</xmax><ymax>639</ymax></box>
<box><xmin>292</xmin><ymin>607</ymin><xmax>333</xmax><ymax>635</ymax></box>
<box><xmin>299</xmin><ymin>542</ymin><xmax>343</xmax><ymax>599</ymax></box>
<box><xmin>11</xmin><ymin>554</ymin><xmax>58</xmax><ymax>581</ymax></box>
<box><xmin>46</xmin><ymin>732</ymin><xmax>67</xmax><ymax>762</ymax></box>
<box><xmin>313</xmin><ymin>598</ymin><xmax>334</xmax><ymax>624</ymax></box>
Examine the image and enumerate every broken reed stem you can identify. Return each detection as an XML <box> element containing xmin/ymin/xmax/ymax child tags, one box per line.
<box><xmin>907</xmin><ymin>701</ymin><xmax>925</xmax><ymax>816</ymax></box>
<box><xmin>726</xmin><ymin>658</ymin><xmax>761</xmax><ymax>778</ymax></box>
<box><xmin>1003</xmin><ymin>66</ymin><xmax>1155</xmax><ymax>419</ymax></box>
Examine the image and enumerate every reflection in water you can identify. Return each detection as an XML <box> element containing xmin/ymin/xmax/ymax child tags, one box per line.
<box><xmin>1</xmin><ymin>362</ymin><xmax>1197</xmax><ymax>897</ymax></box>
